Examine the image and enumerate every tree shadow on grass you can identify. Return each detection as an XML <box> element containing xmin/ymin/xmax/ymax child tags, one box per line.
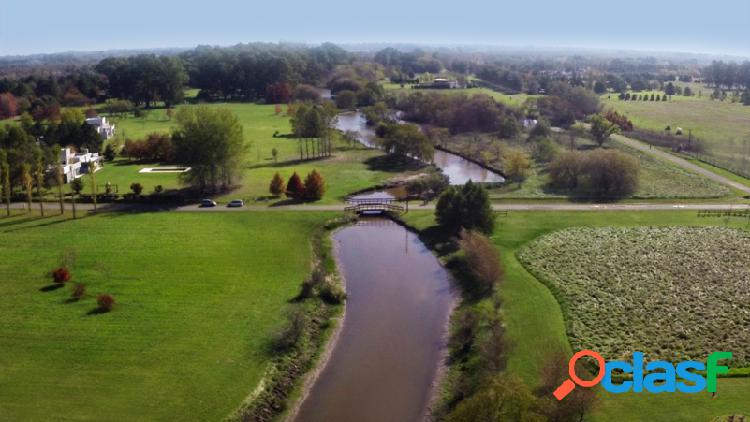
<box><xmin>39</xmin><ymin>284</ymin><xmax>64</xmax><ymax>292</ymax></box>
<box><xmin>246</xmin><ymin>155</ymin><xmax>332</xmax><ymax>170</ymax></box>
<box><xmin>0</xmin><ymin>215</ymin><xmax>45</xmax><ymax>228</ymax></box>
<box><xmin>365</xmin><ymin>155</ymin><xmax>428</xmax><ymax>173</ymax></box>
<box><xmin>86</xmin><ymin>307</ymin><xmax>110</xmax><ymax>316</ymax></box>
<box><xmin>269</xmin><ymin>198</ymin><xmax>308</xmax><ymax>207</ymax></box>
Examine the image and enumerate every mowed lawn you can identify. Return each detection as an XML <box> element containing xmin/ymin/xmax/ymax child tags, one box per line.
<box><xmin>97</xmin><ymin>103</ymin><xmax>413</xmax><ymax>204</ymax></box>
<box><xmin>402</xmin><ymin>210</ymin><xmax>750</xmax><ymax>421</ymax></box>
<box><xmin>0</xmin><ymin>211</ymin><xmax>333</xmax><ymax>420</ymax></box>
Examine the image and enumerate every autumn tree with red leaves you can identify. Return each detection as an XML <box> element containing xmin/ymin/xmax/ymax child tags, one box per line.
<box><xmin>286</xmin><ymin>172</ymin><xmax>305</xmax><ymax>198</ymax></box>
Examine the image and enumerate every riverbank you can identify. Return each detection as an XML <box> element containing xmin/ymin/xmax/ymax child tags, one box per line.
<box><xmin>293</xmin><ymin>216</ymin><xmax>455</xmax><ymax>421</ymax></box>
<box><xmin>227</xmin><ymin>215</ymin><xmax>353</xmax><ymax>422</ymax></box>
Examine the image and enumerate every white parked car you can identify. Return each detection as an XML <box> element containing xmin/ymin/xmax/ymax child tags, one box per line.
<box><xmin>200</xmin><ymin>199</ymin><xmax>217</xmax><ymax>207</ymax></box>
<box><xmin>227</xmin><ymin>199</ymin><xmax>245</xmax><ymax>208</ymax></box>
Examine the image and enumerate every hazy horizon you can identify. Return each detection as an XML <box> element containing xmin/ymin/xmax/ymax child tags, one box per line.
<box><xmin>1</xmin><ymin>0</ymin><xmax>748</xmax><ymax>58</ymax></box>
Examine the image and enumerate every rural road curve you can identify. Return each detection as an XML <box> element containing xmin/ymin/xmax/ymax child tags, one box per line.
<box><xmin>7</xmin><ymin>202</ymin><xmax>750</xmax><ymax>213</ymax></box>
<box><xmin>612</xmin><ymin>134</ymin><xmax>750</xmax><ymax>195</ymax></box>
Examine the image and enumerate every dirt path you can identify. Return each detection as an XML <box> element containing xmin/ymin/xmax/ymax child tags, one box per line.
<box><xmin>612</xmin><ymin>133</ymin><xmax>750</xmax><ymax>195</ymax></box>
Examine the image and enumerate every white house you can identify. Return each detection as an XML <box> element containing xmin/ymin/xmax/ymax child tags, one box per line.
<box><xmin>85</xmin><ymin>116</ymin><xmax>116</xmax><ymax>139</ymax></box>
<box><xmin>60</xmin><ymin>148</ymin><xmax>103</xmax><ymax>183</ymax></box>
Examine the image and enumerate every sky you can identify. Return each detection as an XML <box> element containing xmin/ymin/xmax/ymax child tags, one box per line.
<box><xmin>1</xmin><ymin>0</ymin><xmax>749</xmax><ymax>57</ymax></box>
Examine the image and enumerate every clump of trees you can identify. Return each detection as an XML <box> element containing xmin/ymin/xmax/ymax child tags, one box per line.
<box><xmin>397</xmin><ymin>93</ymin><xmax>520</xmax><ymax>135</ymax></box>
<box><xmin>290</xmin><ymin>101</ymin><xmax>337</xmax><ymax>138</ymax></box>
<box><xmin>182</xmin><ymin>42</ymin><xmax>349</xmax><ymax>101</ymax></box>
<box><xmin>377</xmin><ymin>123</ymin><xmax>434</xmax><ymax>161</ymax></box>
<box><xmin>171</xmin><ymin>106</ymin><xmax>247</xmax><ymax>192</ymax></box>
<box><xmin>280</xmin><ymin>170</ymin><xmax>325</xmax><ymax>201</ymax></box>
<box><xmin>549</xmin><ymin>150</ymin><xmax>639</xmax><ymax>198</ymax></box>
<box><xmin>435</xmin><ymin>181</ymin><xmax>495</xmax><ymax>234</ymax></box>
<box><xmin>96</xmin><ymin>55</ymin><xmax>188</xmax><ymax>108</ymax></box>
<box><xmin>405</xmin><ymin>172</ymin><xmax>449</xmax><ymax>200</ymax></box>
<box><xmin>122</xmin><ymin>133</ymin><xmax>174</xmax><ymax>161</ymax></box>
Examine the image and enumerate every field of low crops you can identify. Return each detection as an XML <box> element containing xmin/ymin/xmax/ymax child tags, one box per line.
<box><xmin>518</xmin><ymin>226</ymin><xmax>750</xmax><ymax>367</ymax></box>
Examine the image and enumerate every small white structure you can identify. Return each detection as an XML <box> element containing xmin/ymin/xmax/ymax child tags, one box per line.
<box><xmin>523</xmin><ymin>118</ymin><xmax>539</xmax><ymax>128</ymax></box>
<box><xmin>85</xmin><ymin>116</ymin><xmax>116</xmax><ymax>139</ymax></box>
<box><xmin>60</xmin><ymin>148</ymin><xmax>103</xmax><ymax>183</ymax></box>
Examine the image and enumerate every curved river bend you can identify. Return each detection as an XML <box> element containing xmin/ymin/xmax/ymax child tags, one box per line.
<box><xmin>336</xmin><ymin>111</ymin><xmax>505</xmax><ymax>185</ymax></box>
<box><xmin>293</xmin><ymin>218</ymin><xmax>454</xmax><ymax>422</ymax></box>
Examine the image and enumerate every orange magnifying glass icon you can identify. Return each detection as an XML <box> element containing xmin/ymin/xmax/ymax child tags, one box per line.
<box><xmin>553</xmin><ymin>350</ymin><xmax>606</xmax><ymax>401</ymax></box>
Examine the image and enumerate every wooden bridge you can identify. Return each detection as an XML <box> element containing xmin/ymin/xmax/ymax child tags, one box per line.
<box><xmin>344</xmin><ymin>196</ymin><xmax>405</xmax><ymax>215</ymax></box>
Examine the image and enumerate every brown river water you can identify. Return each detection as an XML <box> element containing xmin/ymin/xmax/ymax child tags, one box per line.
<box><xmin>293</xmin><ymin>218</ymin><xmax>454</xmax><ymax>422</ymax></box>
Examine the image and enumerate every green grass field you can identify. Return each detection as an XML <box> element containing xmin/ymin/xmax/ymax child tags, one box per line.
<box><xmin>381</xmin><ymin>81</ymin><xmax>534</xmax><ymax>107</ymax></box>
<box><xmin>602</xmin><ymin>87</ymin><xmax>750</xmax><ymax>171</ymax></box>
<box><xmin>402</xmin><ymin>210</ymin><xmax>750</xmax><ymax>421</ymax></box>
<box><xmin>0</xmin><ymin>211</ymin><xmax>334</xmax><ymax>420</ymax></box>
<box><xmin>94</xmin><ymin>103</ymin><xmax>421</xmax><ymax>204</ymax></box>
<box><xmin>488</xmin><ymin>137</ymin><xmax>732</xmax><ymax>200</ymax></box>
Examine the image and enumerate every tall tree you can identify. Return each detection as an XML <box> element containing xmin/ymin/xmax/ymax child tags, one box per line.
<box><xmin>172</xmin><ymin>106</ymin><xmax>248</xmax><ymax>192</ymax></box>
<box><xmin>21</xmin><ymin>163</ymin><xmax>32</xmax><ymax>212</ymax></box>
<box><xmin>55</xmin><ymin>163</ymin><xmax>65</xmax><ymax>214</ymax></box>
<box><xmin>0</xmin><ymin>149</ymin><xmax>9</xmax><ymax>216</ymax></box>
<box><xmin>590</xmin><ymin>114</ymin><xmax>620</xmax><ymax>146</ymax></box>
<box><xmin>34</xmin><ymin>151</ymin><xmax>45</xmax><ymax>216</ymax></box>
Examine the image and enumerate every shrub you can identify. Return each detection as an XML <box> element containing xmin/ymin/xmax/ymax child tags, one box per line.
<box><xmin>549</xmin><ymin>150</ymin><xmax>639</xmax><ymax>198</ymax></box>
<box><xmin>303</xmin><ymin>170</ymin><xmax>326</xmax><ymax>200</ymax></box>
<box><xmin>286</xmin><ymin>172</ymin><xmax>304</xmax><ymax>198</ymax></box>
<box><xmin>531</xmin><ymin>137</ymin><xmax>558</xmax><ymax>163</ymax></box>
<box><xmin>503</xmin><ymin>148</ymin><xmax>532</xmax><ymax>185</ymax></box>
<box><xmin>319</xmin><ymin>280</ymin><xmax>346</xmax><ymax>304</ymax></box>
<box><xmin>459</xmin><ymin>230</ymin><xmax>503</xmax><ymax>294</ymax></box>
<box><xmin>273</xmin><ymin>309</ymin><xmax>307</xmax><ymax>352</ymax></box>
<box><xmin>52</xmin><ymin>267</ymin><xmax>71</xmax><ymax>283</ymax></box>
<box><xmin>71</xmin><ymin>283</ymin><xmax>86</xmax><ymax>300</ymax></box>
<box><xmin>548</xmin><ymin>151</ymin><xmax>586</xmax><ymax>190</ymax></box>
<box><xmin>70</xmin><ymin>178</ymin><xmax>84</xmax><ymax>195</ymax></box>
<box><xmin>130</xmin><ymin>182</ymin><xmax>143</xmax><ymax>196</ymax></box>
<box><xmin>96</xmin><ymin>294</ymin><xmax>115</xmax><ymax>312</ymax></box>
<box><xmin>269</xmin><ymin>172</ymin><xmax>286</xmax><ymax>196</ymax></box>
<box><xmin>154</xmin><ymin>185</ymin><xmax>164</xmax><ymax>194</ymax></box>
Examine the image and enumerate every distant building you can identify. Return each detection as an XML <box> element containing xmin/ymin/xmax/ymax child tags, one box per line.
<box><xmin>431</xmin><ymin>78</ymin><xmax>460</xmax><ymax>89</ymax></box>
<box><xmin>85</xmin><ymin>116</ymin><xmax>116</xmax><ymax>139</ymax></box>
<box><xmin>60</xmin><ymin>147</ymin><xmax>103</xmax><ymax>183</ymax></box>
<box><xmin>415</xmin><ymin>78</ymin><xmax>462</xmax><ymax>90</ymax></box>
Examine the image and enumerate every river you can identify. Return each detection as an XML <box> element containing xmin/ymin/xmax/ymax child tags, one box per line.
<box><xmin>336</xmin><ymin>111</ymin><xmax>506</xmax><ymax>185</ymax></box>
<box><xmin>293</xmin><ymin>218</ymin><xmax>454</xmax><ymax>422</ymax></box>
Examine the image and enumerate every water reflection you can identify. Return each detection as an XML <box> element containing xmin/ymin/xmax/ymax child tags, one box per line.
<box><xmin>335</xmin><ymin>111</ymin><xmax>505</xmax><ymax>185</ymax></box>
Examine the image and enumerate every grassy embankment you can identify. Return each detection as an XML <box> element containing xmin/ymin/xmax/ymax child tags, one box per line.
<box><xmin>402</xmin><ymin>210</ymin><xmax>750</xmax><ymax>421</ymax></box>
<box><xmin>0</xmin><ymin>210</ymin><xmax>336</xmax><ymax>420</ymax></box>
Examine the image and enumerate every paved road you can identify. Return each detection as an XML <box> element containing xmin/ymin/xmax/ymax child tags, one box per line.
<box><xmin>612</xmin><ymin>133</ymin><xmax>750</xmax><ymax>196</ymax></box>
<box><xmin>6</xmin><ymin>201</ymin><xmax>749</xmax><ymax>213</ymax></box>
